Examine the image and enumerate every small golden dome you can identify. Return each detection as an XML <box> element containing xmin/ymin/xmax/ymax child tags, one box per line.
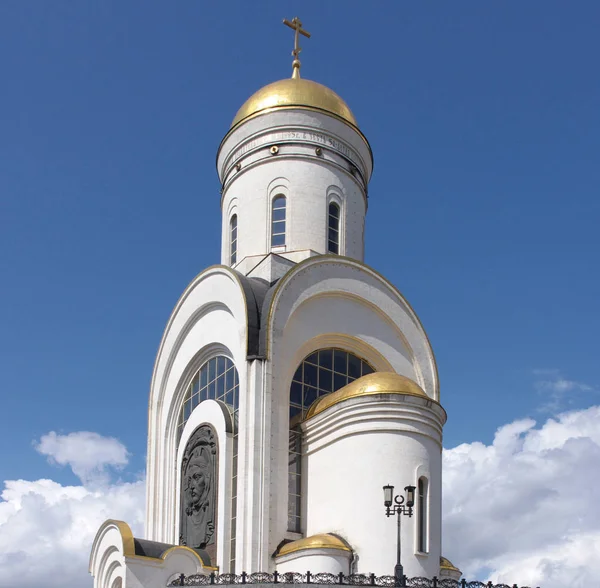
<box><xmin>231</xmin><ymin>77</ymin><xmax>357</xmax><ymax>129</ymax></box>
<box><xmin>440</xmin><ymin>556</ymin><xmax>461</xmax><ymax>572</ymax></box>
<box><xmin>276</xmin><ymin>533</ymin><xmax>351</xmax><ymax>557</ymax></box>
<box><xmin>306</xmin><ymin>372</ymin><xmax>428</xmax><ymax>419</ymax></box>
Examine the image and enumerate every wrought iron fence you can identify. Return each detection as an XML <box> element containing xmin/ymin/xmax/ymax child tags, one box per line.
<box><xmin>168</xmin><ymin>572</ymin><xmax>539</xmax><ymax>588</ymax></box>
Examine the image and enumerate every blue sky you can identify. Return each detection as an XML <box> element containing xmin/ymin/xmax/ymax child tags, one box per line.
<box><xmin>1</xmin><ymin>0</ymin><xmax>599</xmax><ymax>507</ymax></box>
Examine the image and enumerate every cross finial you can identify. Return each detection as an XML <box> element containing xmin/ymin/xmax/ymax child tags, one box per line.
<box><xmin>283</xmin><ymin>16</ymin><xmax>311</xmax><ymax>79</ymax></box>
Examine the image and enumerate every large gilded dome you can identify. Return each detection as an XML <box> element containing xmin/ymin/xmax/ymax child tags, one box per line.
<box><xmin>231</xmin><ymin>77</ymin><xmax>357</xmax><ymax>129</ymax></box>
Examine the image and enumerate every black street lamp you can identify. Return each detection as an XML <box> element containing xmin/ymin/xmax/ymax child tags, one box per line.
<box><xmin>383</xmin><ymin>484</ymin><xmax>416</xmax><ymax>587</ymax></box>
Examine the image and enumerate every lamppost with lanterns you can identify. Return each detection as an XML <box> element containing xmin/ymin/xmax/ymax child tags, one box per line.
<box><xmin>383</xmin><ymin>484</ymin><xmax>416</xmax><ymax>587</ymax></box>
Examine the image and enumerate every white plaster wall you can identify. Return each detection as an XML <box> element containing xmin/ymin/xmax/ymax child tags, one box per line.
<box><xmin>126</xmin><ymin>550</ymin><xmax>204</xmax><ymax>588</ymax></box>
<box><xmin>268</xmin><ymin>258</ymin><xmax>438</xmax><ymax>399</ymax></box>
<box><xmin>283</xmin><ymin>296</ymin><xmax>415</xmax><ymax>379</ymax></box>
<box><xmin>89</xmin><ymin>524</ymin><xmax>126</xmax><ymax>588</ymax></box>
<box><xmin>275</xmin><ymin>550</ymin><xmax>350</xmax><ymax>575</ymax></box>
<box><xmin>89</xmin><ymin>522</ymin><xmax>209</xmax><ymax>588</ymax></box>
<box><xmin>177</xmin><ymin>400</ymin><xmax>235</xmax><ymax>570</ymax></box>
<box><xmin>146</xmin><ymin>268</ymin><xmax>248</xmax><ymax>547</ymax></box>
<box><xmin>235</xmin><ymin>358</ymin><xmax>270</xmax><ymax>574</ymax></box>
<box><xmin>125</xmin><ymin>559</ymin><xmax>164</xmax><ymax>588</ymax></box>
<box><xmin>217</xmin><ymin>109</ymin><xmax>372</xmax><ymax>269</ymax></box>
<box><xmin>302</xmin><ymin>396</ymin><xmax>444</xmax><ymax>579</ymax></box>
<box><xmin>220</xmin><ymin>159</ymin><xmax>366</xmax><ymax>266</ymax></box>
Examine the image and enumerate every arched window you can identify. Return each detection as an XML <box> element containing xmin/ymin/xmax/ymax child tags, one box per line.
<box><xmin>288</xmin><ymin>348</ymin><xmax>374</xmax><ymax>532</ymax></box>
<box><xmin>177</xmin><ymin>355</ymin><xmax>239</xmax><ymax>439</ymax></box>
<box><xmin>177</xmin><ymin>355</ymin><xmax>240</xmax><ymax>570</ymax></box>
<box><xmin>271</xmin><ymin>195</ymin><xmax>286</xmax><ymax>247</ymax></box>
<box><xmin>230</xmin><ymin>214</ymin><xmax>238</xmax><ymax>265</ymax></box>
<box><xmin>328</xmin><ymin>203</ymin><xmax>340</xmax><ymax>254</ymax></box>
<box><xmin>418</xmin><ymin>477</ymin><xmax>428</xmax><ymax>553</ymax></box>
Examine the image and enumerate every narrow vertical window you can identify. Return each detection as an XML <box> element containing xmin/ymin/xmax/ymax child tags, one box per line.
<box><xmin>328</xmin><ymin>202</ymin><xmax>340</xmax><ymax>254</ymax></box>
<box><xmin>418</xmin><ymin>477</ymin><xmax>428</xmax><ymax>552</ymax></box>
<box><xmin>271</xmin><ymin>195</ymin><xmax>286</xmax><ymax>247</ymax></box>
<box><xmin>230</xmin><ymin>214</ymin><xmax>237</xmax><ymax>265</ymax></box>
<box><xmin>288</xmin><ymin>425</ymin><xmax>302</xmax><ymax>533</ymax></box>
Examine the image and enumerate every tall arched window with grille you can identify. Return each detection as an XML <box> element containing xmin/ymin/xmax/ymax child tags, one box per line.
<box><xmin>328</xmin><ymin>202</ymin><xmax>340</xmax><ymax>254</ymax></box>
<box><xmin>230</xmin><ymin>214</ymin><xmax>238</xmax><ymax>265</ymax></box>
<box><xmin>418</xmin><ymin>477</ymin><xmax>428</xmax><ymax>552</ymax></box>
<box><xmin>177</xmin><ymin>356</ymin><xmax>240</xmax><ymax>571</ymax></box>
<box><xmin>271</xmin><ymin>195</ymin><xmax>286</xmax><ymax>247</ymax></box>
<box><xmin>288</xmin><ymin>348</ymin><xmax>374</xmax><ymax>532</ymax></box>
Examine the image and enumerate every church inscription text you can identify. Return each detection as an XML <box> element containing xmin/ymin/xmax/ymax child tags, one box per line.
<box><xmin>229</xmin><ymin>130</ymin><xmax>362</xmax><ymax>171</ymax></box>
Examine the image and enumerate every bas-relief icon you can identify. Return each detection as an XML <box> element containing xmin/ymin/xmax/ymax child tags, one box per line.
<box><xmin>180</xmin><ymin>425</ymin><xmax>217</xmax><ymax>549</ymax></box>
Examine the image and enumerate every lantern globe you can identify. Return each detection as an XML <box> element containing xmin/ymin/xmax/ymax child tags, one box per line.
<box><xmin>383</xmin><ymin>484</ymin><xmax>394</xmax><ymax>507</ymax></box>
<box><xmin>405</xmin><ymin>485</ymin><xmax>416</xmax><ymax>508</ymax></box>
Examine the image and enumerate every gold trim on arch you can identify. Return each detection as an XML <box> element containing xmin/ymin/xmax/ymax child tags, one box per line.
<box><xmin>292</xmin><ymin>291</ymin><xmax>416</xmax><ymax>365</ymax></box>
<box><xmin>159</xmin><ymin>545</ymin><xmax>212</xmax><ymax>568</ymax></box>
<box><xmin>105</xmin><ymin>519</ymin><xmax>136</xmax><ymax>557</ymax></box>
<box><xmin>264</xmin><ymin>255</ymin><xmax>440</xmax><ymax>399</ymax></box>
<box><xmin>102</xmin><ymin>519</ymin><xmax>216</xmax><ymax>568</ymax></box>
<box><xmin>147</xmin><ymin>264</ymin><xmax>248</xmax><ymax>438</ymax></box>
<box><xmin>146</xmin><ymin>264</ymin><xmax>249</xmax><ymax>552</ymax></box>
<box><xmin>289</xmin><ymin>333</ymin><xmax>394</xmax><ymax>381</ymax></box>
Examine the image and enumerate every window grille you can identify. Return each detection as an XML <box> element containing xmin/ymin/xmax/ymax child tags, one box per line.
<box><xmin>328</xmin><ymin>203</ymin><xmax>340</xmax><ymax>254</ymax></box>
<box><xmin>271</xmin><ymin>195</ymin><xmax>287</xmax><ymax>247</ymax></box>
<box><xmin>230</xmin><ymin>215</ymin><xmax>238</xmax><ymax>265</ymax></box>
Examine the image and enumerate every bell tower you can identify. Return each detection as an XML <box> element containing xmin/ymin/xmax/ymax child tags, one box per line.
<box><xmin>217</xmin><ymin>19</ymin><xmax>373</xmax><ymax>279</ymax></box>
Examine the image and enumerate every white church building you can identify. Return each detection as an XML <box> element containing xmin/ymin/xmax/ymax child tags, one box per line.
<box><xmin>90</xmin><ymin>18</ymin><xmax>461</xmax><ymax>588</ymax></box>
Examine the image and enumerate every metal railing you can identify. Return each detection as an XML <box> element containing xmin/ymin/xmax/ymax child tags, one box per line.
<box><xmin>168</xmin><ymin>572</ymin><xmax>539</xmax><ymax>588</ymax></box>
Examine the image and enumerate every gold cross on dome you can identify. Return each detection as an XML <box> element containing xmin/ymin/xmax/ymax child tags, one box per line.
<box><xmin>283</xmin><ymin>16</ymin><xmax>311</xmax><ymax>78</ymax></box>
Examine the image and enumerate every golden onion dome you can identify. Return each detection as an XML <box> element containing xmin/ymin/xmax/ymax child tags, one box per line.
<box><xmin>306</xmin><ymin>372</ymin><xmax>429</xmax><ymax>419</ymax></box>
<box><xmin>276</xmin><ymin>533</ymin><xmax>351</xmax><ymax>557</ymax></box>
<box><xmin>231</xmin><ymin>77</ymin><xmax>357</xmax><ymax>129</ymax></box>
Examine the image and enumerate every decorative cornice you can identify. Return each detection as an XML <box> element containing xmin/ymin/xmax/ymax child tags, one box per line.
<box><xmin>303</xmin><ymin>394</ymin><xmax>446</xmax><ymax>452</ymax></box>
<box><xmin>221</xmin><ymin>126</ymin><xmax>366</xmax><ymax>180</ymax></box>
<box><xmin>218</xmin><ymin>106</ymin><xmax>373</xmax><ymax>169</ymax></box>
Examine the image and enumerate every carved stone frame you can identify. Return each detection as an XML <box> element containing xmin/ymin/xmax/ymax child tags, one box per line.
<box><xmin>179</xmin><ymin>423</ymin><xmax>219</xmax><ymax>563</ymax></box>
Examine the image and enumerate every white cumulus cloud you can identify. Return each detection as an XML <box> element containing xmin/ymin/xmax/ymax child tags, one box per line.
<box><xmin>0</xmin><ymin>477</ymin><xmax>145</xmax><ymax>588</ymax></box>
<box><xmin>3</xmin><ymin>409</ymin><xmax>600</xmax><ymax>588</ymax></box>
<box><xmin>34</xmin><ymin>431</ymin><xmax>130</xmax><ymax>485</ymax></box>
<box><xmin>0</xmin><ymin>431</ymin><xmax>144</xmax><ymax>588</ymax></box>
<box><xmin>443</xmin><ymin>405</ymin><xmax>600</xmax><ymax>588</ymax></box>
